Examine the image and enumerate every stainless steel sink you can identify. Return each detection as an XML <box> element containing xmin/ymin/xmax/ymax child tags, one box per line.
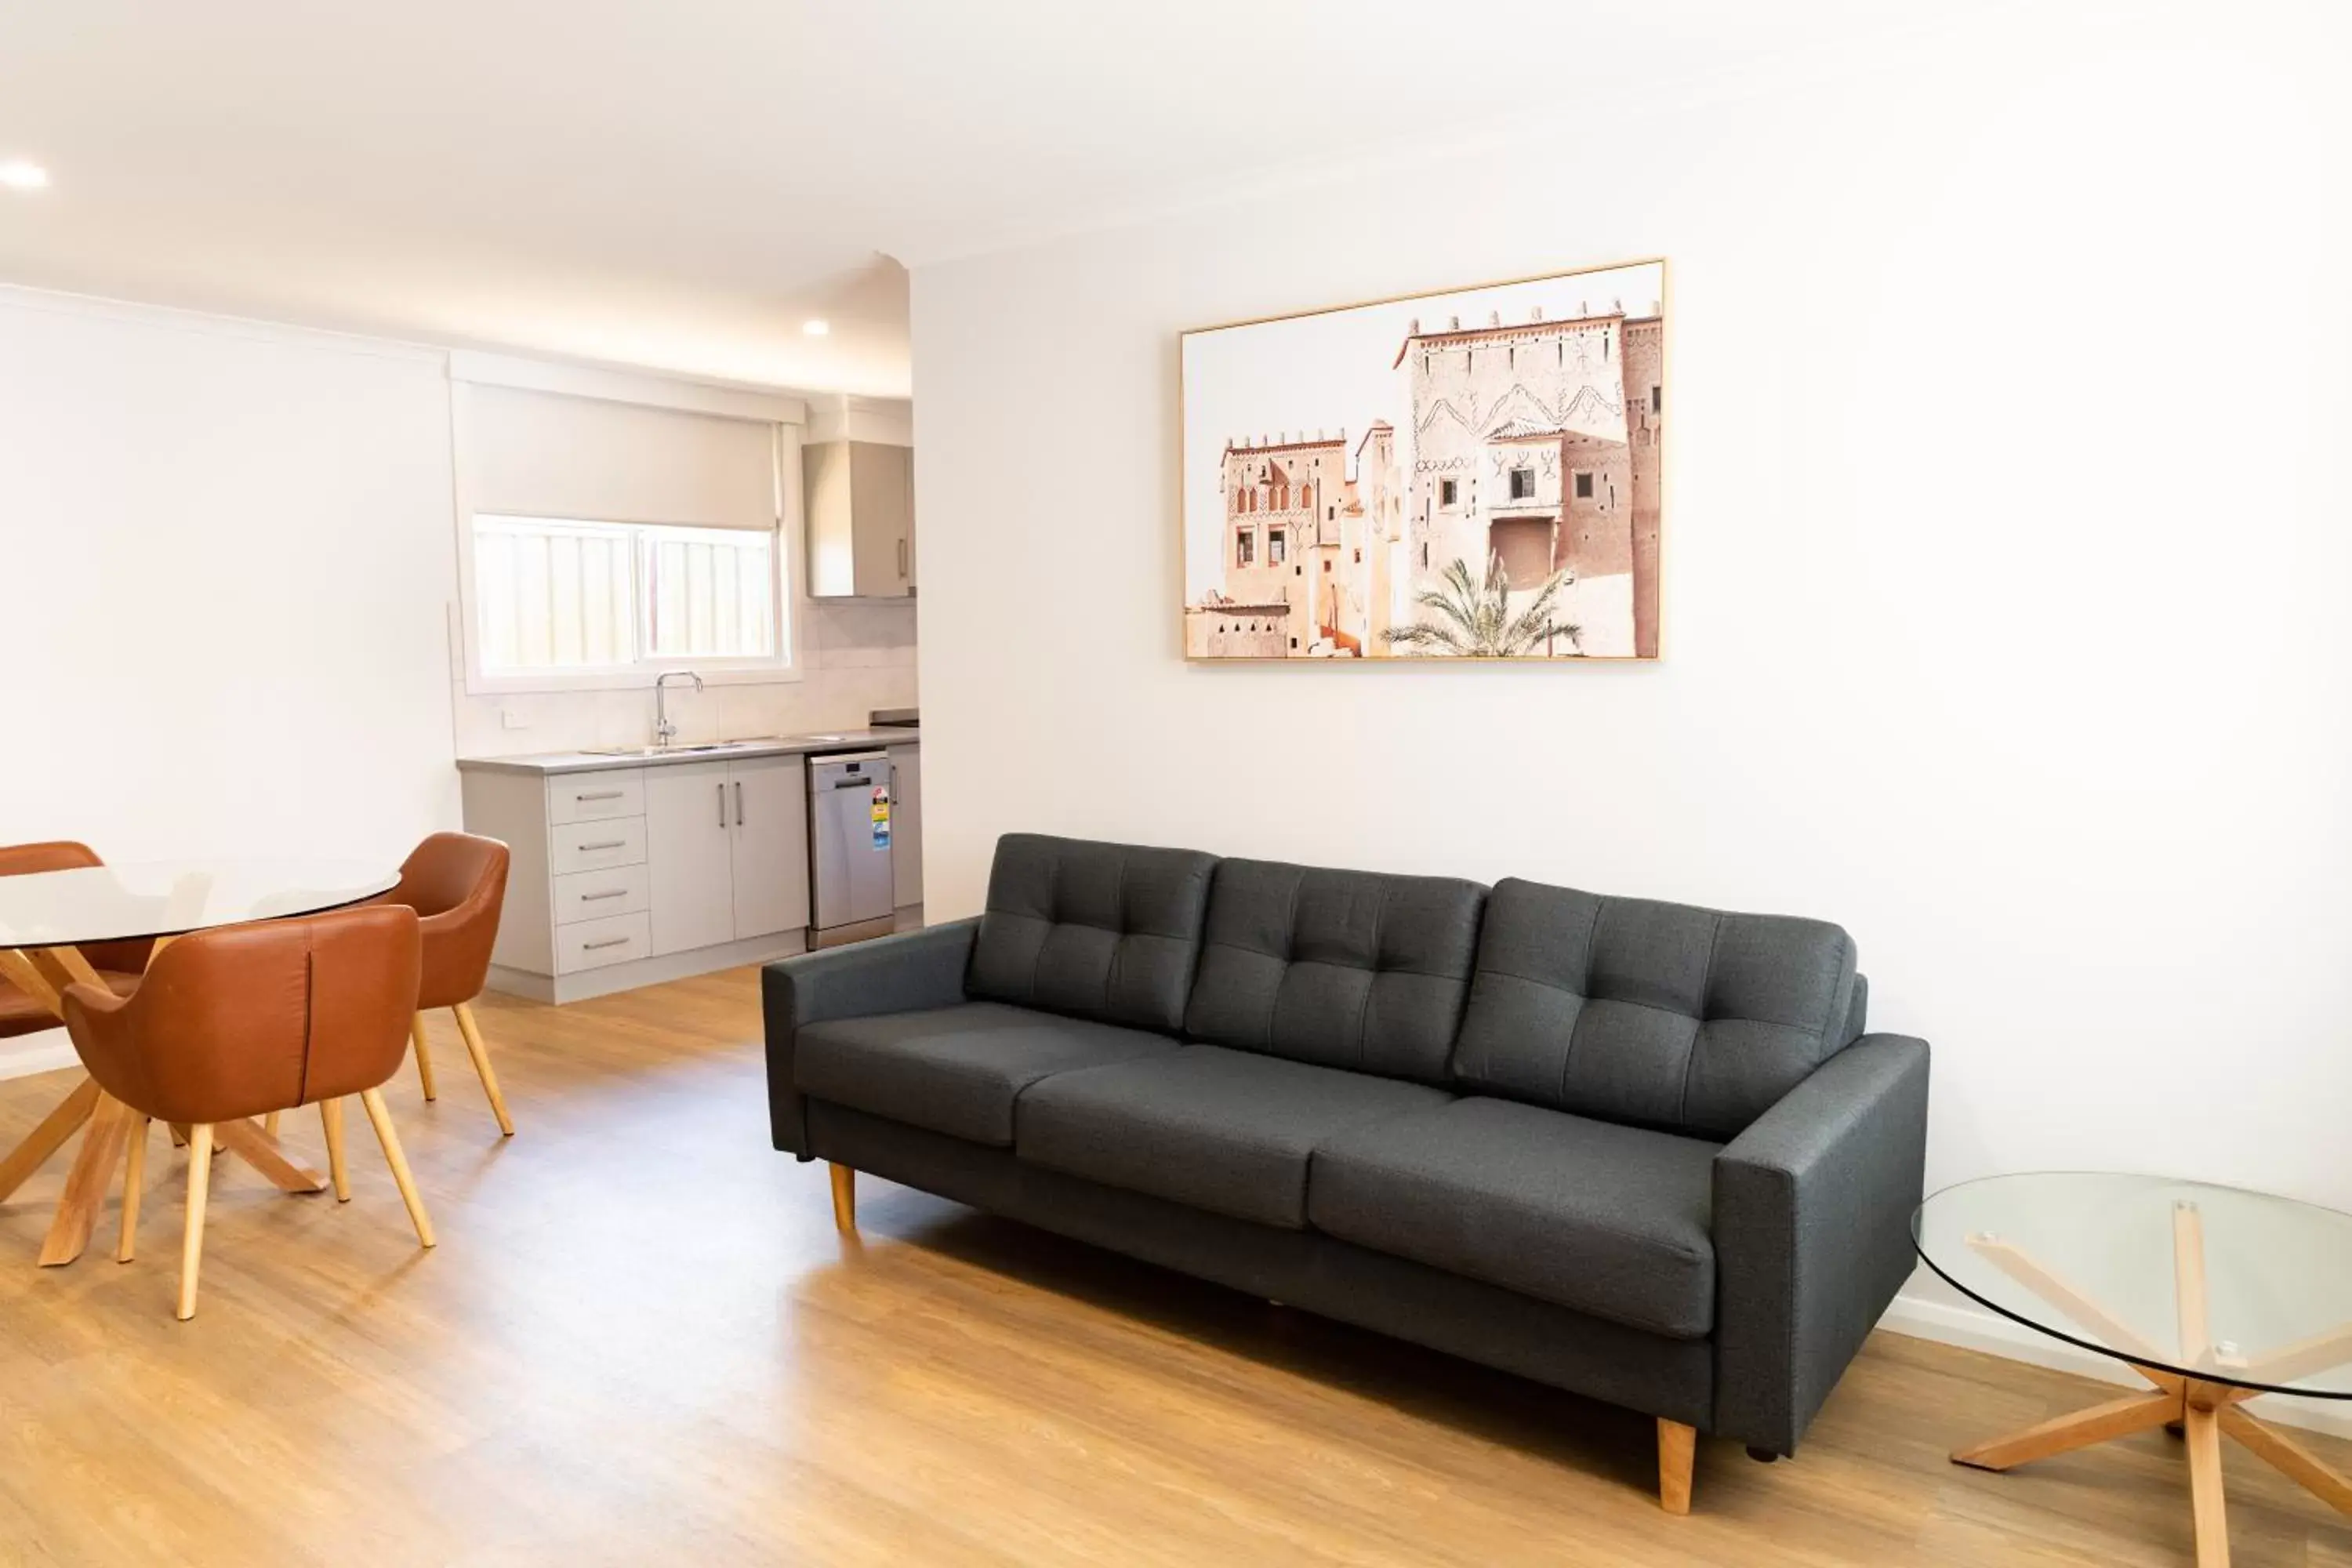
<box><xmin>579</xmin><ymin>739</ymin><xmax>771</xmax><ymax>757</ymax></box>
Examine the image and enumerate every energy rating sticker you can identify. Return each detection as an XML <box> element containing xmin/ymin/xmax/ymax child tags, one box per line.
<box><xmin>872</xmin><ymin>785</ymin><xmax>891</xmax><ymax>848</ymax></box>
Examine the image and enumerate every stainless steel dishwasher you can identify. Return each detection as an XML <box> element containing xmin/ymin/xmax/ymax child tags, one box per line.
<box><xmin>807</xmin><ymin>750</ymin><xmax>897</xmax><ymax>948</ymax></box>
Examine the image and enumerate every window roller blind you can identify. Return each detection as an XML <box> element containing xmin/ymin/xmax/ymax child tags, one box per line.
<box><xmin>463</xmin><ymin>383</ymin><xmax>777</xmax><ymax>531</ymax></box>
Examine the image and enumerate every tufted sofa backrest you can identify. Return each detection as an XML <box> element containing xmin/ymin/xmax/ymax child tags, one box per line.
<box><xmin>966</xmin><ymin>833</ymin><xmax>1218</xmax><ymax>1033</ymax></box>
<box><xmin>1451</xmin><ymin>877</ymin><xmax>1860</xmax><ymax>1139</ymax></box>
<box><xmin>1181</xmin><ymin>858</ymin><xmax>1486</xmax><ymax>1085</ymax></box>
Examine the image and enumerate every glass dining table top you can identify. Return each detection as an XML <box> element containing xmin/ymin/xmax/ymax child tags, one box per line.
<box><xmin>0</xmin><ymin>858</ymin><xmax>398</xmax><ymax>949</ymax></box>
<box><xmin>1915</xmin><ymin>1171</ymin><xmax>2352</xmax><ymax>1399</ymax></box>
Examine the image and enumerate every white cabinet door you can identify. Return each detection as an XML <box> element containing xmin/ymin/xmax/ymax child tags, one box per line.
<box><xmin>899</xmin><ymin>444</ymin><xmax>916</xmax><ymax>590</ymax></box>
<box><xmin>729</xmin><ymin>753</ymin><xmax>811</xmax><ymax>939</ymax></box>
<box><xmin>887</xmin><ymin>744</ymin><xmax>922</xmax><ymax>909</ymax></box>
<box><xmin>644</xmin><ymin>760</ymin><xmax>735</xmax><ymax>956</ymax></box>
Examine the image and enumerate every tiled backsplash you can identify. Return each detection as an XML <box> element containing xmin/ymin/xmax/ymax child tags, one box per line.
<box><xmin>451</xmin><ymin>600</ymin><xmax>917</xmax><ymax>758</ymax></box>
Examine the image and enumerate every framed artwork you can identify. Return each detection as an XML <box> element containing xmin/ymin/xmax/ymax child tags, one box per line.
<box><xmin>1180</xmin><ymin>257</ymin><xmax>1665</xmax><ymax>661</ymax></box>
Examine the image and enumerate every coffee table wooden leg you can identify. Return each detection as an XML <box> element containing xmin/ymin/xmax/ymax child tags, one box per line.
<box><xmin>2175</xmin><ymin>1201</ymin><xmax>2212</xmax><ymax>1365</ymax></box>
<box><xmin>0</xmin><ymin>1076</ymin><xmax>101</xmax><ymax>1203</ymax></box>
<box><xmin>1952</xmin><ymin>1390</ymin><xmax>2182</xmax><ymax>1472</ymax></box>
<box><xmin>2183</xmin><ymin>1404</ymin><xmax>2231</xmax><ymax>1566</ymax></box>
<box><xmin>38</xmin><ymin>1091</ymin><xmax>136</xmax><ymax>1266</ymax></box>
<box><xmin>2218</xmin><ymin>1406</ymin><xmax>2352</xmax><ymax>1515</ymax></box>
<box><xmin>1967</xmin><ymin>1232</ymin><xmax>2177</xmax><ymax>1381</ymax></box>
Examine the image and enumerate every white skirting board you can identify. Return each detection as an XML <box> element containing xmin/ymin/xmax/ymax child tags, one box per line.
<box><xmin>1877</xmin><ymin>1290</ymin><xmax>2352</xmax><ymax>1441</ymax></box>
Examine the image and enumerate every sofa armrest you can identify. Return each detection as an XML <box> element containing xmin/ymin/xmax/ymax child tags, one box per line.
<box><xmin>761</xmin><ymin>917</ymin><xmax>978</xmax><ymax>1156</ymax></box>
<box><xmin>1711</xmin><ymin>1033</ymin><xmax>1929</xmax><ymax>1454</ymax></box>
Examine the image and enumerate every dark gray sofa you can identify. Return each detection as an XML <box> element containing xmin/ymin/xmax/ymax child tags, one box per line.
<box><xmin>762</xmin><ymin>833</ymin><xmax>1929</xmax><ymax>1512</ymax></box>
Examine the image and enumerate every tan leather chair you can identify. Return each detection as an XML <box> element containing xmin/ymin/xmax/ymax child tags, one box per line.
<box><xmin>376</xmin><ymin>833</ymin><xmax>514</xmax><ymax>1136</ymax></box>
<box><xmin>60</xmin><ymin>905</ymin><xmax>435</xmax><ymax>1319</ymax></box>
<box><xmin>0</xmin><ymin>842</ymin><xmax>151</xmax><ymax>1039</ymax></box>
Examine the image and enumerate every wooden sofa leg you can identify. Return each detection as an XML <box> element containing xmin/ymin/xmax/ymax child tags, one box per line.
<box><xmin>1658</xmin><ymin>1418</ymin><xmax>1696</xmax><ymax>1515</ymax></box>
<box><xmin>829</xmin><ymin>1163</ymin><xmax>856</xmax><ymax>1232</ymax></box>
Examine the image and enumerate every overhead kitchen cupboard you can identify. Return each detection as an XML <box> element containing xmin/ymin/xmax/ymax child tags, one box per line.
<box><xmin>804</xmin><ymin>438</ymin><xmax>915</xmax><ymax>598</ymax></box>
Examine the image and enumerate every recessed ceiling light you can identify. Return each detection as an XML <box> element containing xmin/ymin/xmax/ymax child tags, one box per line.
<box><xmin>0</xmin><ymin>160</ymin><xmax>49</xmax><ymax>191</ymax></box>
<box><xmin>801</xmin><ymin>319</ymin><xmax>830</xmax><ymax>337</ymax></box>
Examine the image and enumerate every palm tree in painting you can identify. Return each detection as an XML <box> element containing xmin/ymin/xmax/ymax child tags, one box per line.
<box><xmin>1381</xmin><ymin>553</ymin><xmax>1582</xmax><ymax>657</ymax></box>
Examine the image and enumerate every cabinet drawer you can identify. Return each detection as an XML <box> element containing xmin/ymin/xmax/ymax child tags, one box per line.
<box><xmin>554</xmin><ymin>911</ymin><xmax>652</xmax><ymax>974</ymax></box>
<box><xmin>553</xmin><ymin>863</ymin><xmax>651</xmax><ymax>926</ymax></box>
<box><xmin>551</xmin><ymin>816</ymin><xmax>647</xmax><ymax>876</ymax></box>
<box><xmin>548</xmin><ymin>770</ymin><xmax>645</xmax><ymax>825</ymax></box>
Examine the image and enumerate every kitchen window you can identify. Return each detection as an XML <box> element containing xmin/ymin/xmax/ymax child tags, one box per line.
<box><xmin>472</xmin><ymin>515</ymin><xmax>780</xmax><ymax>673</ymax></box>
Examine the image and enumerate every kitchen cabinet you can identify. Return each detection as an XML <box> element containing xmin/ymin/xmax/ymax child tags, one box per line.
<box><xmin>730</xmin><ymin>752</ymin><xmax>811</xmax><ymax>938</ymax></box>
<box><xmin>805</xmin><ymin>438</ymin><xmax>915</xmax><ymax>598</ymax></box>
<box><xmin>459</xmin><ymin>735</ymin><xmax>912</xmax><ymax>1005</ymax></box>
<box><xmin>887</xmin><ymin>742</ymin><xmax>923</xmax><ymax>909</ymax></box>
<box><xmin>644</xmin><ymin>760</ymin><xmax>735</xmax><ymax>956</ymax></box>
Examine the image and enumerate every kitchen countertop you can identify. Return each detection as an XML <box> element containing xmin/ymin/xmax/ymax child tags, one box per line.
<box><xmin>456</xmin><ymin>727</ymin><xmax>917</xmax><ymax>777</ymax></box>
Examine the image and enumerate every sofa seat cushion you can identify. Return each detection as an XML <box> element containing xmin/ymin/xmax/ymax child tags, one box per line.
<box><xmin>1308</xmin><ymin>1098</ymin><xmax>1722</xmax><ymax>1338</ymax></box>
<box><xmin>1014</xmin><ymin>1045</ymin><xmax>1451</xmax><ymax>1229</ymax></box>
<box><xmin>794</xmin><ymin>1002</ymin><xmax>1178</xmax><ymax>1147</ymax></box>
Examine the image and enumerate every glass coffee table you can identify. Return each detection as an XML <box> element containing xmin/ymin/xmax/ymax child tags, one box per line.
<box><xmin>1915</xmin><ymin>1173</ymin><xmax>2352</xmax><ymax>1566</ymax></box>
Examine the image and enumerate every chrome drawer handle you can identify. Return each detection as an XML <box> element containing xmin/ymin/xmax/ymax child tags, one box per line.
<box><xmin>578</xmin><ymin>839</ymin><xmax>626</xmax><ymax>851</ymax></box>
<box><xmin>576</xmin><ymin>789</ymin><xmax>625</xmax><ymax>801</ymax></box>
<box><xmin>581</xmin><ymin>889</ymin><xmax>626</xmax><ymax>902</ymax></box>
<box><xmin>583</xmin><ymin>937</ymin><xmax>632</xmax><ymax>951</ymax></box>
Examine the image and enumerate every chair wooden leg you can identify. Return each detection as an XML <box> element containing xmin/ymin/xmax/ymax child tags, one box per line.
<box><xmin>319</xmin><ymin>1098</ymin><xmax>350</xmax><ymax>1203</ymax></box>
<box><xmin>829</xmin><ymin>1163</ymin><xmax>856</xmax><ymax>1232</ymax></box>
<box><xmin>263</xmin><ymin>1110</ymin><xmax>280</xmax><ymax>1137</ymax></box>
<box><xmin>451</xmin><ymin>1001</ymin><xmax>514</xmax><ymax>1136</ymax></box>
<box><xmin>1658</xmin><ymin>1418</ymin><xmax>1696</xmax><ymax>1515</ymax></box>
<box><xmin>177</xmin><ymin>1124</ymin><xmax>213</xmax><ymax>1320</ymax></box>
<box><xmin>118</xmin><ymin>1116</ymin><xmax>149</xmax><ymax>1263</ymax></box>
<box><xmin>410</xmin><ymin>1013</ymin><xmax>437</xmax><ymax>1102</ymax></box>
<box><xmin>359</xmin><ymin>1087</ymin><xmax>434</xmax><ymax>1248</ymax></box>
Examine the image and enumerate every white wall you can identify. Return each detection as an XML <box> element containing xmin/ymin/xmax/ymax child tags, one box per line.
<box><xmin>0</xmin><ymin>289</ymin><xmax>462</xmax><ymax>862</ymax></box>
<box><xmin>911</xmin><ymin>0</ymin><xmax>2352</xmax><ymax>1235</ymax></box>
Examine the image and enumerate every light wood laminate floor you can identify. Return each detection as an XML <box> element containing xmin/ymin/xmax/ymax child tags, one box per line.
<box><xmin>0</xmin><ymin>965</ymin><xmax>2346</xmax><ymax>1566</ymax></box>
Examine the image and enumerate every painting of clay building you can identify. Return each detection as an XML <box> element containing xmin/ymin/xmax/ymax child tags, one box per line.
<box><xmin>1180</xmin><ymin>260</ymin><xmax>1664</xmax><ymax>660</ymax></box>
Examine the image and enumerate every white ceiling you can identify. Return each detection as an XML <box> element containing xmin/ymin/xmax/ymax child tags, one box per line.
<box><xmin>1</xmin><ymin>0</ymin><xmax>1922</xmax><ymax>397</ymax></box>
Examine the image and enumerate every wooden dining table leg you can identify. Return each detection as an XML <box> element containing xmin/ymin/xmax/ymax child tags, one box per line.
<box><xmin>0</xmin><ymin>1076</ymin><xmax>101</xmax><ymax>1204</ymax></box>
<box><xmin>0</xmin><ymin>948</ymin><xmax>64</xmax><ymax>1016</ymax></box>
<box><xmin>38</xmin><ymin>1091</ymin><xmax>137</xmax><ymax>1266</ymax></box>
<box><xmin>211</xmin><ymin>1118</ymin><xmax>328</xmax><ymax>1193</ymax></box>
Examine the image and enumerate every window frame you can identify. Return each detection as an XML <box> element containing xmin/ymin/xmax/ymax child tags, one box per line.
<box><xmin>454</xmin><ymin>419</ymin><xmax>805</xmax><ymax>696</ymax></box>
